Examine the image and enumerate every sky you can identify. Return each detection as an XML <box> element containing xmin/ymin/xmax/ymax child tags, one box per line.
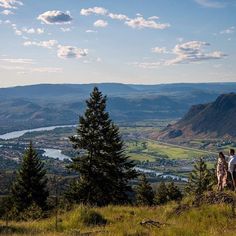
<box><xmin>0</xmin><ymin>0</ymin><xmax>236</xmax><ymax>87</ymax></box>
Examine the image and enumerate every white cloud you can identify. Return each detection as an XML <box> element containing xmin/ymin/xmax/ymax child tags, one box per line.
<box><xmin>57</xmin><ymin>45</ymin><xmax>88</xmax><ymax>59</ymax></box>
<box><xmin>0</xmin><ymin>65</ymin><xmax>25</xmax><ymax>70</ymax></box>
<box><xmin>14</xmin><ymin>29</ymin><xmax>22</xmax><ymax>35</ymax></box>
<box><xmin>177</xmin><ymin>37</ymin><xmax>184</xmax><ymax>42</ymax></box>
<box><xmin>23</xmin><ymin>28</ymin><xmax>35</xmax><ymax>34</ymax></box>
<box><xmin>80</xmin><ymin>6</ymin><xmax>170</xmax><ymax>30</ymax></box>
<box><xmin>108</xmin><ymin>13</ymin><xmax>129</xmax><ymax>21</ymax></box>
<box><xmin>131</xmin><ymin>61</ymin><xmax>162</xmax><ymax>69</ymax></box>
<box><xmin>152</xmin><ymin>47</ymin><xmax>168</xmax><ymax>54</ymax></box>
<box><xmin>80</xmin><ymin>7</ymin><xmax>108</xmax><ymax>16</ymax></box>
<box><xmin>133</xmin><ymin>41</ymin><xmax>227</xmax><ymax>69</ymax></box>
<box><xmin>94</xmin><ymin>19</ymin><xmax>108</xmax><ymax>28</ymax></box>
<box><xmin>0</xmin><ymin>58</ymin><xmax>34</xmax><ymax>64</ymax></box>
<box><xmin>23</xmin><ymin>40</ymin><xmax>58</xmax><ymax>49</ymax></box>
<box><xmin>37</xmin><ymin>28</ymin><xmax>44</xmax><ymax>34</ymax></box>
<box><xmin>0</xmin><ymin>0</ymin><xmax>23</xmax><ymax>9</ymax></box>
<box><xmin>194</xmin><ymin>0</ymin><xmax>225</xmax><ymax>8</ymax></box>
<box><xmin>10</xmin><ymin>23</ymin><xmax>22</xmax><ymax>35</ymax></box>
<box><xmin>9</xmin><ymin>23</ymin><xmax>44</xmax><ymax>37</ymax></box>
<box><xmin>86</xmin><ymin>29</ymin><xmax>97</xmax><ymax>33</ymax></box>
<box><xmin>125</xmin><ymin>17</ymin><xmax>170</xmax><ymax>30</ymax></box>
<box><xmin>220</xmin><ymin>26</ymin><xmax>235</xmax><ymax>34</ymax></box>
<box><xmin>167</xmin><ymin>41</ymin><xmax>227</xmax><ymax>65</ymax></box>
<box><xmin>21</xmin><ymin>27</ymin><xmax>44</xmax><ymax>34</ymax></box>
<box><xmin>148</xmin><ymin>16</ymin><xmax>159</xmax><ymax>20</ymax></box>
<box><xmin>1</xmin><ymin>9</ymin><xmax>13</xmax><ymax>15</ymax></box>
<box><xmin>37</xmin><ymin>11</ymin><xmax>72</xmax><ymax>25</ymax></box>
<box><xmin>30</xmin><ymin>67</ymin><xmax>62</xmax><ymax>73</ymax></box>
<box><xmin>60</xmin><ymin>27</ymin><xmax>71</xmax><ymax>32</ymax></box>
<box><xmin>3</xmin><ymin>19</ymin><xmax>10</xmax><ymax>24</ymax></box>
<box><xmin>0</xmin><ymin>65</ymin><xmax>62</xmax><ymax>73</ymax></box>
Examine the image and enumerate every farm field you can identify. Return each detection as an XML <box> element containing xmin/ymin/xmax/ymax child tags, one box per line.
<box><xmin>126</xmin><ymin>139</ymin><xmax>211</xmax><ymax>162</ymax></box>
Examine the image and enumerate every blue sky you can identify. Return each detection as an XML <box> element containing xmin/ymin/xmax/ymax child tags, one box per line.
<box><xmin>0</xmin><ymin>0</ymin><xmax>235</xmax><ymax>87</ymax></box>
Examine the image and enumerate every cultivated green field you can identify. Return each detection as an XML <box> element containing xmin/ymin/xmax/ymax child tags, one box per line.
<box><xmin>126</xmin><ymin>140</ymin><xmax>210</xmax><ymax>162</ymax></box>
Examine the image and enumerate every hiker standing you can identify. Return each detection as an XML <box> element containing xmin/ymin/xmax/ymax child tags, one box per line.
<box><xmin>217</xmin><ymin>152</ymin><xmax>228</xmax><ymax>191</ymax></box>
<box><xmin>228</xmin><ymin>149</ymin><xmax>236</xmax><ymax>191</ymax></box>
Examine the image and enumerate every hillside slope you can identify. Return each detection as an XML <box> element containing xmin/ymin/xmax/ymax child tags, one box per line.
<box><xmin>0</xmin><ymin>96</ymin><xmax>187</xmax><ymax>134</ymax></box>
<box><xmin>159</xmin><ymin>93</ymin><xmax>236</xmax><ymax>139</ymax></box>
<box><xmin>0</xmin><ymin>198</ymin><xmax>235</xmax><ymax>236</ymax></box>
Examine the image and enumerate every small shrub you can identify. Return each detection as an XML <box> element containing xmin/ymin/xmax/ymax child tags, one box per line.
<box><xmin>17</xmin><ymin>203</ymin><xmax>45</xmax><ymax>221</ymax></box>
<box><xmin>80</xmin><ymin>208</ymin><xmax>107</xmax><ymax>226</ymax></box>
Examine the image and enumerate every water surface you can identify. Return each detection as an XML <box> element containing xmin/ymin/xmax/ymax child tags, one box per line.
<box><xmin>0</xmin><ymin>125</ymin><xmax>75</xmax><ymax>140</ymax></box>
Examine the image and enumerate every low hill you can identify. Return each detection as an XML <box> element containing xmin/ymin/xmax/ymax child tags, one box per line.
<box><xmin>158</xmin><ymin>93</ymin><xmax>236</xmax><ymax>139</ymax></box>
<box><xmin>0</xmin><ymin>95</ymin><xmax>187</xmax><ymax>134</ymax></box>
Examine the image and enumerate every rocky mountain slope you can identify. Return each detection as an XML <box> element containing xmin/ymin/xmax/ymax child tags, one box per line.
<box><xmin>158</xmin><ymin>93</ymin><xmax>236</xmax><ymax>139</ymax></box>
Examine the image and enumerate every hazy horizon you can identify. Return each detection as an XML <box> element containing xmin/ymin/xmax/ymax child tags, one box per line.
<box><xmin>1</xmin><ymin>81</ymin><xmax>236</xmax><ymax>89</ymax></box>
<box><xmin>0</xmin><ymin>0</ymin><xmax>235</xmax><ymax>87</ymax></box>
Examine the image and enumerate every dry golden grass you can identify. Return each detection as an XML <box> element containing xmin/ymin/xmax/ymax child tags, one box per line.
<box><xmin>1</xmin><ymin>200</ymin><xmax>236</xmax><ymax>236</ymax></box>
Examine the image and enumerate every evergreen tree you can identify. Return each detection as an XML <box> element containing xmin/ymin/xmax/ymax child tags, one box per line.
<box><xmin>11</xmin><ymin>142</ymin><xmax>48</xmax><ymax>211</ymax></box>
<box><xmin>167</xmin><ymin>182</ymin><xmax>182</xmax><ymax>201</ymax></box>
<box><xmin>67</xmin><ymin>87</ymin><xmax>137</xmax><ymax>206</ymax></box>
<box><xmin>185</xmin><ymin>157</ymin><xmax>212</xmax><ymax>197</ymax></box>
<box><xmin>154</xmin><ymin>182</ymin><xmax>168</xmax><ymax>205</ymax></box>
<box><xmin>135</xmin><ymin>174</ymin><xmax>154</xmax><ymax>206</ymax></box>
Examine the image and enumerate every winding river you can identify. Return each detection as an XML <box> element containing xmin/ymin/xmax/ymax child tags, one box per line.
<box><xmin>0</xmin><ymin>125</ymin><xmax>188</xmax><ymax>182</ymax></box>
<box><xmin>0</xmin><ymin>125</ymin><xmax>76</xmax><ymax>140</ymax></box>
<box><xmin>134</xmin><ymin>167</ymin><xmax>188</xmax><ymax>182</ymax></box>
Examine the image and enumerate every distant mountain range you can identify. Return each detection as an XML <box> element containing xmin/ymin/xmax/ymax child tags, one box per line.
<box><xmin>1</xmin><ymin>82</ymin><xmax>236</xmax><ymax>100</ymax></box>
<box><xmin>158</xmin><ymin>93</ymin><xmax>236</xmax><ymax>139</ymax></box>
<box><xmin>0</xmin><ymin>83</ymin><xmax>236</xmax><ymax>134</ymax></box>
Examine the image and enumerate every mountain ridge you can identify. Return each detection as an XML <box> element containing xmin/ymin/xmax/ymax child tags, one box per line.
<box><xmin>1</xmin><ymin>82</ymin><xmax>236</xmax><ymax>100</ymax></box>
<box><xmin>1</xmin><ymin>83</ymin><xmax>236</xmax><ymax>135</ymax></box>
<box><xmin>158</xmin><ymin>93</ymin><xmax>236</xmax><ymax>139</ymax></box>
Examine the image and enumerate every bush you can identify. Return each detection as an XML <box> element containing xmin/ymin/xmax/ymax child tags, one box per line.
<box><xmin>0</xmin><ymin>196</ymin><xmax>13</xmax><ymax>220</ymax></box>
<box><xmin>18</xmin><ymin>203</ymin><xmax>45</xmax><ymax>221</ymax></box>
<box><xmin>154</xmin><ymin>182</ymin><xmax>168</xmax><ymax>205</ymax></box>
<box><xmin>135</xmin><ymin>174</ymin><xmax>154</xmax><ymax>206</ymax></box>
<box><xmin>80</xmin><ymin>208</ymin><xmax>107</xmax><ymax>226</ymax></box>
<box><xmin>0</xmin><ymin>198</ymin><xmax>46</xmax><ymax>221</ymax></box>
<box><xmin>154</xmin><ymin>182</ymin><xmax>182</xmax><ymax>205</ymax></box>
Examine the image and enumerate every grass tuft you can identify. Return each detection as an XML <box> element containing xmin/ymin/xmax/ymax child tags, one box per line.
<box><xmin>1</xmin><ymin>193</ymin><xmax>236</xmax><ymax>235</ymax></box>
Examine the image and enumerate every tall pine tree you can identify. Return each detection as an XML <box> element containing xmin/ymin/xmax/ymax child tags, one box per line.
<box><xmin>67</xmin><ymin>87</ymin><xmax>137</xmax><ymax>206</ymax></box>
<box><xmin>11</xmin><ymin>142</ymin><xmax>48</xmax><ymax>211</ymax></box>
<box><xmin>185</xmin><ymin>157</ymin><xmax>212</xmax><ymax>197</ymax></box>
<box><xmin>135</xmin><ymin>174</ymin><xmax>154</xmax><ymax>206</ymax></box>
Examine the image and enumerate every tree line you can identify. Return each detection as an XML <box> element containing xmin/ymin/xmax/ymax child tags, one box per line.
<box><xmin>0</xmin><ymin>87</ymin><xmax>215</xmax><ymax>221</ymax></box>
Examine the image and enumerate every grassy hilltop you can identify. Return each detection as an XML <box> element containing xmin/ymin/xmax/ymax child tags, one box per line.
<box><xmin>1</xmin><ymin>194</ymin><xmax>236</xmax><ymax>236</ymax></box>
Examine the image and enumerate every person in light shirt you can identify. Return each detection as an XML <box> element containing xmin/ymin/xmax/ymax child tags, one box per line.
<box><xmin>228</xmin><ymin>149</ymin><xmax>236</xmax><ymax>191</ymax></box>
